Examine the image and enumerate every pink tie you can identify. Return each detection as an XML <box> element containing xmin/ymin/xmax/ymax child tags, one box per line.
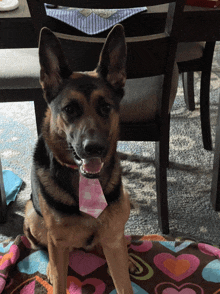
<box><xmin>79</xmin><ymin>174</ymin><xmax>108</xmax><ymax>218</ymax></box>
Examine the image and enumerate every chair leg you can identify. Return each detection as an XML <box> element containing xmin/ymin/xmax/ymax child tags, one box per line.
<box><xmin>155</xmin><ymin>141</ymin><xmax>169</xmax><ymax>234</ymax></box>
<box><xmin>164</xmin><ymin>115</ymin><xmax>170</xmax><ymax>168</ymax></box>
<box><xmin>200</xmin><ymin>70</ymin><xmax>212</xmax><ymax>151</ymax></box>
<box><xmin>155</xmin><ymin>115</ymin><xmax>170</xmax><ymax>234</ymax></box>
<box><xmin>182</xmin><ymin>72</ymin><xmax>195</xmax><ymax>111</ymax></box>
<box><xmin>0</xmin><ymin>156</ymin><xmax>7</xmax><ymax>223</ymax></box>
<box><xmin>211</xmin><ymin>96</ymin><xmax>220</xmax><ymax>210</ymax></box>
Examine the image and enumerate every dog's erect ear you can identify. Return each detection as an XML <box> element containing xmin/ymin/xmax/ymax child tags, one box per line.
<box><xmin>97</xmin><ymin>24</ymin><xmax>127</xmax><ymax>90</ymax></box>
<box><xmin>39</xmin><ymin>28</ymin><xmax>72</xmax><ymax>103</ymax></box>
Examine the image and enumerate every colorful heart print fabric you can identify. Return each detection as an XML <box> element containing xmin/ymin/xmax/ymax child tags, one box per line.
<box><xmin>1</xmin><ymin>235</ymin><xmax>220</xmax><ymax>293</ymax></box>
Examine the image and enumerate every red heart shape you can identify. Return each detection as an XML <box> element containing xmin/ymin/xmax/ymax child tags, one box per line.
<box><xmin>154</xmin><ymin>254</ymin><xmax>200</xmax><ymax>282</ymax></box>
<box><xmin>67</xmin><ymin>276</ymin><xmax>106</xmax><ymax>294</ymax></box>
<box><xmin>69</xmin><ymin>250</ymin><xmax>106</xmax><ymax>276</ymax></box>
<box><xmin>155</xmin><ymin>282</ymin><xmax>204</xmax><ymax>294</ymax></box>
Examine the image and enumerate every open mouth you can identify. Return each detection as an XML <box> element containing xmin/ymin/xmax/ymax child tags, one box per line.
<box><xmin>72</xmin><ymin>149</ymin><xmax>104</xmax><ymax>178</ymax></box>
<box><xmin>81</xmin><ymin>158</ymin><xmax>104</xmax><ymax>178</ymax></box>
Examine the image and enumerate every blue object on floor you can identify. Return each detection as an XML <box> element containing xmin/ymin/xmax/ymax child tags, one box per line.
<box><xmin>2</xmin><ymin>170</ymin><xmax>23</xmax><ymax>205</ymax></box>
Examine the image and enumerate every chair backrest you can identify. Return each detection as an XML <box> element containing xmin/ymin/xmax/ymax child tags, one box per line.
<box><xmin>27</xmin><ymin>0</ymin><xmax>184</xmax><ymax>75</ymax></box>
<box><xmin>27</xmin><ymin>0</ymin><xmax>185</xmax><ymax>129</ymax></box>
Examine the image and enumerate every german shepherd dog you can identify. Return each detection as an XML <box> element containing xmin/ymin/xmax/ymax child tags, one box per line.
<box><xmin>23</xmin><ymin>25</ymin><xmax>134</xmax><ymax>294</ymax></box>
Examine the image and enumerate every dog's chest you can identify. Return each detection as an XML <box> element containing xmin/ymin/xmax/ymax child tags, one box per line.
<box><xmin>48</xmin><ymin>212</ymin><xmax>102</xmax><ymax>250</ymax></box>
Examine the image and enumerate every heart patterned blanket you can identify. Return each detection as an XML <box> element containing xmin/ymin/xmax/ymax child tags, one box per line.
<box><xmin>0</xmin><ymin>234</ymin><xmax>220</xmax><ymax>293</ymax></box>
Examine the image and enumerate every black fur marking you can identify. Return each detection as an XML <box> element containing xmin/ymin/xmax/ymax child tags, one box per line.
<box><xmin>105</xmin><ymin>179</ymin><xmax>122</xmax><ymax>205</ymax></box>
<box><xmin>67</xmin><ymin>75</ymin><xmax>123</xmax><ymax>109</ymax></box>
<box><xmin>51</xmin><ymin>159</ymin><xmax>79</xmax><ymax>198</ymax></box>
<box><xmin>31</xmin><ymin>193</ymin><xmax>43</xmax><ymax>217</ymax></box>
<box><xmin>69</xmin><ymin>77</ymin><xmax>98</xmax><ymax>101</ymax></box>
<box><xmin>39</xmin><ymin>180</ymin><xmax>81</xmax><ymax>216</ymax></box>
<box><xmin>33</xmin><ymin>135</ymin><xmax>50</xmax><ymax>169</ymax></box>
<box><xmin>86</xmin><ymin>234</ymin><xmax>95</xmax><ymax>246</ymax></box>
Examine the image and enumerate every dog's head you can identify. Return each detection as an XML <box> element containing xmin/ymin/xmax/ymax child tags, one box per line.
<box><xmin>39</xmin><ymin>25</ymin><xmax>127</xmax><ymax>179</ymax></box>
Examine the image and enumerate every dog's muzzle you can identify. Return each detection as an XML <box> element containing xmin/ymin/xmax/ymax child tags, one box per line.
<box><xmin>70</xmin><ymin>140</ymin><xmax>107</xmax><ymax>179</ymax></box>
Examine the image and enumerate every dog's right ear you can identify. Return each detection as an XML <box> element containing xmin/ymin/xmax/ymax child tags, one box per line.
<box><xmin>39</xmin><ymin>28</ymin><xmax>72</xmax><ymax>103</ymax></box>
<box><xmin>97</xmin><ymin>24</ymin><xmax>127</xmax><ymax>90</ymax></box>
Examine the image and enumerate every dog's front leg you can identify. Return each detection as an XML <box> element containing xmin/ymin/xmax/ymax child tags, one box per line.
<box><xmin>101</xmin><ymin>235</ymin><xmax>134</xmax><ymax>294</ymax></box>
<box><xmin>47</xmin><ymin>232</ymin><xmax>69</xmax><ymax>294</ymax></box>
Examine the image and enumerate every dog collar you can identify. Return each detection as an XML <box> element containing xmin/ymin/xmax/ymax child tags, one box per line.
<box><xmin>65</xmin><ymin>163</ymin><xmax>79</xmax><ymax>170</ymax></box>
<box><xmin>54</xmin><ymin>155</ymin><xmax>79</xmax><ymax>170</ymax></box>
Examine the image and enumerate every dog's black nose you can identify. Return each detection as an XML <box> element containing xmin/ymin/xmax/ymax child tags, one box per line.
<box><xmin>83</xmin><ymin>140</ymin><xmax>105</xmax><ymax>156</ymax></box>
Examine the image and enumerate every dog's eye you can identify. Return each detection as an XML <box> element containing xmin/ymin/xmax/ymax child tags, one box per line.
<box><xmin>98</xmin><ymin>99</ymin><xmax>112</xmax><ymax>118</ymax></box>
<box><xmin>63</xmin><ymin>102</ymin><xmax>82</xmax><ymax>118</ymax></box>
<box><xmin>64</xmin><ymin>105</ymin><xmax>75</xmax><ymax>115</ymax></box>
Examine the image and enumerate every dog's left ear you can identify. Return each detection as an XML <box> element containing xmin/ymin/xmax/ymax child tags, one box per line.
<box><xmin>97</xmin><ymin>24</ymin><xmax>127</xmax><ymax>90</ymax></box>
<box><xmin>39</xmin><ymin>28</ymin><xmax>72</xmax><ymax>103</ymax></box>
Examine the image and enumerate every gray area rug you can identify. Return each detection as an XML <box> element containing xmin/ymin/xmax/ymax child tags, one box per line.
<box><xmin>0</xmin><ymin>43</ymin><xmax>220</xmax><ymax>245</ymax></box>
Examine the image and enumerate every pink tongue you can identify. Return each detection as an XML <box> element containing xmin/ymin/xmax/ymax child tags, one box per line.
<box><xmin>82</xmin><ymin>158</ymin><xmax>103</xmax><ymax>174</ymax></box>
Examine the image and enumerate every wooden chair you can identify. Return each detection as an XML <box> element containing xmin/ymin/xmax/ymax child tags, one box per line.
<box><xmin>176</xmin><ymin>41</ymin><xmax>216</xmax><ymax>151</ymax></box>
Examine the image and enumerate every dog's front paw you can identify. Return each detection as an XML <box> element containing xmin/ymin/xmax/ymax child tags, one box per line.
<box><xmin>46</xmin><ymin>262</ymin><xmax>54</xmax><ymax>285</ymax></box>
<box><xmin>128</xmin><ymin>256</ymin><xmax>139</xmax><ymax>274</ymax></box>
